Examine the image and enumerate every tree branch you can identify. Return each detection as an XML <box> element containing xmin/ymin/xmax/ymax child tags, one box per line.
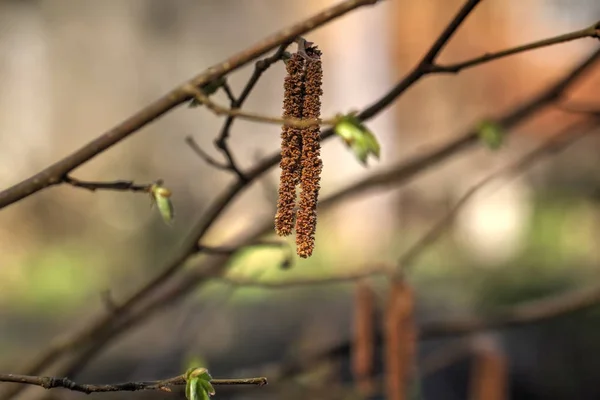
<box><xmin>185</xmin><ymin>136</ymin><xmax>231</xmax><ymax>171</ymax></box>
<box><xmin>63</xmin><ymin>176</ymin><xmax>153</xmax><ymax>193</ymax></box>
<box><xmin>421</xmin><ymin>277</ymin><xmax>600</xmax><ymax>339</ymax></box>
<box><xmin>218</xmin><ymin>263</ymin><xmax>391</xmax><ymax>289</ymax></box>
<box><xmin>0</xmin><ymin>374</ymin><xmax>267</xmax><ymax>394</ymax></box>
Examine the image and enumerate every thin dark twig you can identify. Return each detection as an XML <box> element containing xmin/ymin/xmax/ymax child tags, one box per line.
<box><xmin>421</xmin><ymin>0</ymin><xmax>482</xmax><ymax>64</ymax></box>
<box><xmin>62</xmin><ymin>176</ymin><xmax>152</xmax><ymax>193</ymax></box>
<box><xmin>185</xmin><ymin>136</ymin><xmax>230</xmax><ymax>171</ymax></box>
<box><xmin>217</xmin><ymin>43</ymin><xmax>291</xmax><ymax>144</ymax></box>
<box><xmin>221</xmin><ymin>81</ymin><xmax>237</xmax><ymax>105</ymax></box>
<box><xmin>198</xmin><ymin>239</ymin><xmax>289</xmax><ymax>255</ymax></box>
<box><xmin>0</xmin><ymin>374</ymin><xmax>267</xmax><ymax>394</ymax></box>
<box><xmin>211</xmin><ymin>44</ymin><xmax>291</xmax><ymax>181</ymax></box>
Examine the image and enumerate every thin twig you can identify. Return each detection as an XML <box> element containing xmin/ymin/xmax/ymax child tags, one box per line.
<box><xmin>198</xmin><ymin>239</ymin><xmax>290</xmax><ymax>256</ymax></box>
<box><xmin>218</xmin><ymin>264</ymin><xmax>391</xmax><ymax>289</ymax></box>
<box><xmin>217</xmin><ymin>43</ymin><xmax>290</xmax><ymax>144</ymax></box>
<box><xmin>185</xmin><ymin>84</ymin><xmax>337</xmax><ymax>129</ymax></box>
<box><xmin>555</xmin><ymin>101</ymin><xmax>600</xmax><ymax>116</ymax></box>
<box><xmin>212</xmin><ymin>44</ymin><xmax>291</xmax><ymax>180</ymax></box>
<box><xmin>0</xmin><ymin>374</ymin><xmax>267</xmax><ymax>394</ymax></box>
<box><xmin>63</xmin><ymin>176</ymin><xmax>152</xmax><ymax>193</ymax></box>
<box><xmin>221</xmin><ymin>81</ymin><xmax>237</xmax><ymax>105</ymax></box>
<box><xmin>185</xmin><ymin>136</ymin><xmax>230</xmax><ymax>171</ymax></box>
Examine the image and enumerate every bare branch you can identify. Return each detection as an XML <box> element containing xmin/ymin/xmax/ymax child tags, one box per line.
<box><xmin>420</xmin><ymin>0</ymin><xmax>482</xmax><ymax>64</ymax></box>
<box><xmin>0</xmin><ymin>373</ymin><xmax>267</xmax><ymax>394</ymax></box>
<box><xmin>421</xmin><ymin>279</ymin><xmax>600</xmax><ymax>339</ymax></box>
<box><xmin>218</xmin><ymin>263</ymin><xmax>391</xmax><ymax>289</ymax></box>
<box><xmin>216</xmin><ymin>43</ymin><xmax>290</xmax><ymax>144</ymax></box>
<box><xmin>63</xmin><ymin>176</ymin><xmax>152</xmax><ymax>193</ymax></box>
<box><xmin>398</xmin><ymin>119</ymin><xmax>600</xmax><ymax>274</ymax></box>
<box><xmin>185</xmin><ymin>136</ymin><xmax>231</xmax><ymax>171</ymax></box>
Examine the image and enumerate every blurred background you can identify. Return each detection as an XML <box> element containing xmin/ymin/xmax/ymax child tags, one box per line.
<box><xmin>1</xmin><ymin>0</ymin><xmax>600</xmax><ymax>399</ymax></box>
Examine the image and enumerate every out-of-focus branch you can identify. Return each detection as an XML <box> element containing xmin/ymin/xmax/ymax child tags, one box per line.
<box><xmin>188</xmin><ymin>44</ymin><xmax>291</xmax><ymax>179</ymax></box>
<box><xmin>397</xmin><ymin>118</ymin><xmax>600</xmax><ymax>273</ymax></box>
<box><xmin>218</xmin><ymin>263</ymin><xmax>391</xmax><ymax>289</ymax></box>
<box><xmin>556</xmin><ymin>101</ymin><xmax>600</xmax><ymax>117</ymax></box>
<box><xmin>185</xmin><ymin>136</ymin><xmax>231</xmax><ymax>171</ymax></box>
<box><xmin>420</xmin><ymin>272</ymin><xmax>600</xmax><ymax>339</ymax></box>
<box><xmin>0</xmin><ymin>0</ymin><xmax>381</xmax><ymax>210</ymax></box>
<box><xmin>0</xmin><ymin>373</ymin><xmax>267</xmax><ymax>394</ymax></box>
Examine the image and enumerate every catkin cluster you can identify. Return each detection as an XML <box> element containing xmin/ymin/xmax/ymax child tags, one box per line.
<box><xmin>275</xmin><ymin>46</ymin><xmax>323</xmax><ymax>258</ymax></box>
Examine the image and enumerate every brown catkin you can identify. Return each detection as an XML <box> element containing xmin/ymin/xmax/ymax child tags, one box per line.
<box><xmin>295</xmin><ymin>48</ymin><xmax>323</xmax><ymax>258</ymax></box>
<box><xmin>275</xmin><ymin>53</ymin><xmax>305</xmax><ymax>237</ymax></box>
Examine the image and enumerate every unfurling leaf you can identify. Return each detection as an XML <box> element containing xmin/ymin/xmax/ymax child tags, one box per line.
<box><xmin>477</xmin><ymin>120</ymin><xmax>504</xmax><ymax>150</ymax></box>
<box><xmin>334</xmin><ymin>113</ymin><xmax>381</xmax><ymax>166</ymax></box>
<box><xmin>150</xmin><ymin>182</ymin><xmax>175</xmax><ymax>225</ymax></box>
<box><xmin>188</xmin><ymin>77</ymin><xmax>227</xmax><ymax>107</ymax></box>
<box><xmin>185</xmin><ymin>367</ymin><xmax>215</xmax><ymax>400</ymax></box>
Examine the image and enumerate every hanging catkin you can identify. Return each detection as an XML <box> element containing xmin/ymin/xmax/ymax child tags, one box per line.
<box><xmin>295</xmin><ymin>47</ymin><xmax>323</xmax><ymax>258</ymax></box>
<box><xmin>275</xmin><ymin>53</ymin><xmax>305</xmax><ymax>237</ymax></box>
<box><xmin>275</xmin><ymin>44</ymin><xmax>323</xmax><ymax>258</ymax></box>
